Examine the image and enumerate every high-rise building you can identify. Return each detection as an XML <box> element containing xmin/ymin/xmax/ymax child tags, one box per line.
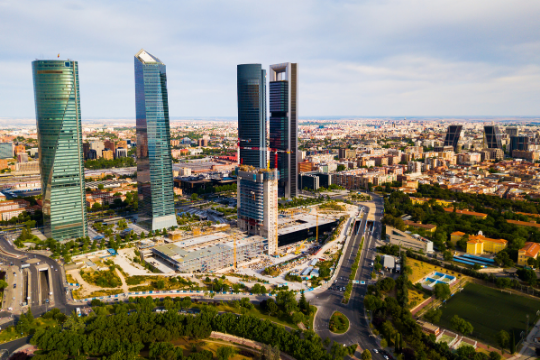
<box><xmin>237</xmin><ymin>64</ymin><xmax>266</xmax><ymax>168</ymax></box>
<box><xmin>269</xmin><ymin>63</ymin><xmax>298</xmax><ymax>198</ymax></box>
<box><xmin>32</xmin><ymin>59</ymin><xmax>87</xmax><ymax>240</ymax></box>
<box><xmin>104</xmin><ymin>140</ymin><xmax>116</xmax><ymax>157</ymax></box>
<box><xmin>90</xmin><ymin>141</ymin><xmax>105</xmax><ymax>158</ymax></box>
<box><xmin>0</xmin><ymin>143</ymin><xmax>14</xmax><ymax>159</ymax></box>
<box><xmin>484</xmin><ymin>125</ymin><xmax>503</xmax><ymax>150</ymax></box>
<box><xmin>237</xmin><ymin>166</ymin><xmax>278</xmax><ymax>255</ymax></box>
<box><xmin>134</xmin><ymin>49</ymin><xmax>177</xmax><ymax>231</ymax></box>
<box><xmin>116</xmin><ymin>147</ymin><xmax>127</xmax><ymax>158</ymax></box>
<box><xmin>443</xmin><ymin>125</ymin><xmax>463</xmax><ymax>151</ymax></box>
<box><xmin>510</xmin><ymin>136</ymin><xmax>529</xmax><ymax>153</ymax></box>
<box><xmin>506</xmin><ymin>127</ymin><xmax>519</xmax><ymax>137</ymax></box>
<box><xmin>102</xmin><ymin>149</ymin><xmax>114</xmax><ymax>160</ymax></box>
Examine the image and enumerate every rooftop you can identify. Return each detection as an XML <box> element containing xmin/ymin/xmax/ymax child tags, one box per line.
<box><xmin>135</xmin><ymin>49</ymin><xmax>163</xmax><ymax>65</ymax></box>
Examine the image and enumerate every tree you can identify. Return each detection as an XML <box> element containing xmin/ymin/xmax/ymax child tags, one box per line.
<box><xmin>0</xmin><ymin>279</ymin><xmax>8</xmax><ymax>289</ymax></box>
<box><xmin>191</xmin><ymin>193</ymin><xmax>199</xmax><ymax>201</ymax></box>
<box><xmin>443</xmin><ymin>251</ymin><xmax>452</xmax><ymax>261</ymax></box>
<box><xmin>423</xmin><ymin>308</ymin><xmax>442</xmax><ymax>324</ymax></box>
<box><xmin>489</xmin><ymin>351</ymin><xmax>502</xmax><ymax>360</ymax></box>
<box><xmin>216</xmin><ymin>346</ymin><xmax>237</xmax><ymax>360</ymax></box>
<box><xmin>451</xmin><ymin>315</ymin><xmax>474</xmax><ymax>335</ymax></box>
<box><xmin>362</xmin><ymin>349</ymin><xmax>372</xmax><ymax>360</ymax></box>
<box><xmin>510</xmin><ymin>331</ymin><xmax>516</xmax><ymax>354</ymax></box>
<box><xmin>433</xmin><ymin>283</ymin><xmax>451</xmax><ymax>301</ymax></box>
<box><xmin>380</xmin><ymin>338</ymin><xmax>388</xmax><ymax>348</ymax></box>
<box><xmin>260</xmin><ymin>344</ymin><xmax>280</xmax><ymax>360</ymax></box>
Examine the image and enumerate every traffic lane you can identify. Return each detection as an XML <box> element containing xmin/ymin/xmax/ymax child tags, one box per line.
<box><xmin>0</xmin><ymin>336</ymin><xmax>29</xmax><ymax>354</ymax></box>
<box><xmin>0</xmin><ymin>238</ymin><xmax>68</xmax><ymax>309</ymax></box>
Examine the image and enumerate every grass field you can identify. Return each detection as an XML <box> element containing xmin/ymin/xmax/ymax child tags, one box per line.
<box><xmin>438</xmin><ymin>283</ymin><xmax>540</xmax><ymax>346</ymax></box>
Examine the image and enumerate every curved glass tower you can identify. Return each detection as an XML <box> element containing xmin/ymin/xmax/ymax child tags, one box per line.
<box><xmin>135</xmin><ymin>49</ymin><xmax>177</xmax><ymax>231</ymax></box>
<box><xmin>32</xmin><ymin>59</ymin><xmax>88</xmax><ymax>240</ymax></box>
<box><xmin>237</xmin><ymin>64</ymin><xmax>267</xmax><ymax>168</ymax></box>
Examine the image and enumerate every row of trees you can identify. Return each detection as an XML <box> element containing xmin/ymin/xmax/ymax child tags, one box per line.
<box><xmin>85</xmin><ymin>156</ymin><xmax>136</xmax><ymax>170</ymax></box>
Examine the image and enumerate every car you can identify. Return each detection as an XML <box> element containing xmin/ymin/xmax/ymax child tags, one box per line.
<box><xmin>373</xmin><ymin>349</ymin><xmax>378</xmax><ymax>353</ymax></box>
<box><xmin>383</xmin><ymin>356</ymin><xmax>389</xmax><ymax>360</ymax></box>
<box><xmin>13</xmin><ymin>284</ymin><xmax>16</xmax><ymax>288</ymax></box>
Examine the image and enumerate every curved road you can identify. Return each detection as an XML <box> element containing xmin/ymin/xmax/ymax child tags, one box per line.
<box><xmin>311</xmin><ymin>193</ymin><xmax>384</xmax><ymax>357</ymax></box>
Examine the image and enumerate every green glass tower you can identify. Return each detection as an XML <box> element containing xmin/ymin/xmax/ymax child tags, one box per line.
<box><xmin>135</xmin><ymin>49</ymin><xmax>177</xmax><ymax>231</ymax></box>
<box><xmin>32</xmin><ymin>59</ymin><xmax>88</xmax><ymax>240</ymax></box>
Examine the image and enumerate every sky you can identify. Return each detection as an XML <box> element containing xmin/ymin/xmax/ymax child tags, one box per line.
<box><xmin>1</xmin><ymin>0</ymin><xmax>539</xmax><ymax>119</ymax></box>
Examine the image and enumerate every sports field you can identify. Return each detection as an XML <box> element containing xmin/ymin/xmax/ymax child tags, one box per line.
<box><xmin>438</xmin><ymin>283</ymin><xmax>540</xmax><ymax>346</ymax></box>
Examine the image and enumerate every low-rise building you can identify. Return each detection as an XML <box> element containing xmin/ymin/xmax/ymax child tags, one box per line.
<box><xmin>518</xmin><ymin>242</ymin><xmax>540</xmax><ymax>266</ymax></box>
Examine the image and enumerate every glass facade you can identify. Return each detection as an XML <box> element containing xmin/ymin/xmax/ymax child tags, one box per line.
<box><xmin>237</xmin><ymin>64</ymin><xmax>267</xmax><ymax>168</ymax></box>
<box><xmin>484</xmin><ymin>125</ymin><xmax>503</xmax><ymax>149</ymax></box>
<box><xmin>269</xmin><ymin>63</ymin><xmax>298</xmax><ymax>198</ymax></box>
<box><xmin>32</xmin><ymin>60</ymin><xmax>87</xmax><ymax>240</ymax></box>
<box><xmin>443</xmin><ymin>125</ymin><xmax>462</xmax><ymax>151</ymax></box>
<box><xmin>135</xmin><ymin>50</ymin><xmax>177</xmax><ymax>231</ymax></box>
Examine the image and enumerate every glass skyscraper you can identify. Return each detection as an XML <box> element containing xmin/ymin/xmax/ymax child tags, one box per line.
<box><xmin>484</xmin><ymin>125</ymin><xmax>503</xmax><ymax>150</ymax></box>
<box><xmin>32</xmin><ymin>59</ymin><xmax>87</xmax><ymax>240</ymax></box>
<box><xmin>269</xmin><ymin>63</ymin><xmax>298</xmax><ymax>198</ymax></box>
<box><xmin>443</xmin><ymin>125</ymin><xmax>463</xmax><ymax>152</ymax></box>
<box><xmin>134</xmin><ymin>49</ymin><xmax>177</xmax><ymax>231</ymax></box>
<box><xmin>237</xmin><ymin>64</ymin><xmax>267</xmax><ymax>168</ymax></box>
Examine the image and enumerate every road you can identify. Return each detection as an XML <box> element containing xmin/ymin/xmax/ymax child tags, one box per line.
<box><xmin>311</xmin><ymin>193</ymin><xmax>385</xmax><ymax>357</ymax></box>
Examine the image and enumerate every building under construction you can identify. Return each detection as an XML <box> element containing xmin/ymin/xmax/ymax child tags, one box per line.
<box><xmin>277</xmin><ymin>213</ymin><xmax>339</xmax><ymax>248</ymax></box>
<box><xmin>237</xmin><ymin>166</ymin><xmax>279</xmax><ymax>254</ymax></box>
<box><xmin>151</xmin><ymin>232</ymin><xmax>267</xmax><ymax>273</ymax></box>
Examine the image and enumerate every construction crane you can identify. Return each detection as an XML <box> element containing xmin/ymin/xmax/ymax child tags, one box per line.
<box><xmin>234</xmin><ymin>236</ymin><xmax>237</xmax><ymax>270</ymax></box>
<box><xmin>236</xmin><ymin>138</ymin><xmax>291</xmax><ymax>169</ymax></box>
<box><xmin>295</xmin><ymin>240</ymin><xmax>306</xmax><ymax>255</ymax></box>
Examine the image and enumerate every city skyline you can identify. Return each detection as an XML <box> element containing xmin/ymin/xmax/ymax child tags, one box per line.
<box><xmin>1</xmin><ymin>1</ymin><xmax>540</xmax><ymax>118</ymax></box>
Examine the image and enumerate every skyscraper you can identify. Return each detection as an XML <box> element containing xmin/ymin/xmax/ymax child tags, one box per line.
<box><xmin>484</xmin><ymin>125</ymin><xmax>503</xmax><ymax>150</ymax></box>
<box><xmin>509</xmin><ymin>136</ymin><xmax>529</xmax><ymax>153</ymax></box>
<box><xmin>443</xmin><ymin>125</ymin><xmax>463</xmax><ymax>151</ymax></box>
<box><xmin>32</xmin><ymin>59</ymin><xmax>87</xmax><ymax>240</ymax></box>
<box><xmin>269</xmin><ymin>63</ymin><xmax>298</xmax><ymax>198</ymax></box>
<box><xmin>237</xmin><ymin>64</ymin><xmax>266</xmax><ymax>168</ymax></box>
<box><xmin>237</xmin><ymin>166</ymin><xmax>278</xmax><ymax>255</ymax></box>
<box><xmin>135</xmin><ymin>49</ymin><xmax>177</xmax><ymax>231</ymax></box>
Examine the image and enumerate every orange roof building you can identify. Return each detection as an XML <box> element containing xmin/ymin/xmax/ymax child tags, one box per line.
<box><xmin>444</xmin><ymin>208</ymin><xmax>488</xmax><ymax>219</ymax></box>
<box><xmin>450</xmin><ymin>231</ymin><xmax>466</xmax><ymax>244</ymax></box>
<box><xmin>518</xmin><ymin>242</ymin><xmax>540</xmax><ymax>266</ymax></box>
<box><xmin>507</xmin><ymin>219</ymin><xmax>540</xmax><ymax>229</ymax></box>
<box><xmin>466</xmin><ymin>234</ymin><xmax>508</xmax><ymax>255</ymax></box>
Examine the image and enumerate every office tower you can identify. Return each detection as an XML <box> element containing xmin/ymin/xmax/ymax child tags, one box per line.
<box><xmin>509</xmin><ymin>136</ymin><xmax>529</xmax><ymax>153</ymax></box>
<box><xmin>0</xmin><ymin>143</ymin><xmax>14</xmax><ymax>159</ymax></box>
<box><xmin>237</xmin><ymin>167</ymin><xmax>278</xmax><ymax>255</ymax></box>
<box><xmin>443</xmin><ymin>125</ymin><xmax>463</xmax><ymax>151</ymax></box>
<box><xmin>269</xmin><ymin>63</ymin><xmax>298</xmax><ymax>198</ymax></box>
<box><xmin>32</xmin><ymin>59</ymin><xmax>87</xmax><ymax>240</ymax></box>
<box><xmin>134</xmin><ymin>49</ymin><xmax>177</xmax><ymax>231</ymax></box>
<box><xmin>237</xmin><ymin>64</ymin><xmax>267</xmax><ymax>168</ymax></box>
<box><xmin>116</xmin><ymin>148</ymin><xmax>127</xmax><ymax>158</ymax></box>
<box><xmin>82</xmin><ymin>143</ymin><xmax>90</xmax><ymax>160</ymax></box>
<box><xmin>90</xmin><ymin>141</ymin><xmax>105</xmax><ymax>158</ymax></box>
<box><xmin>104</xmin><ymin>140</ymin><xmax>116</xmax><ymax>157</ymax></box>
<box><xmin>484</xmin><ymin>125</ymin><xmax>503</xmax><ymax>149</ymax></box>
<box><xmin>102</xmin><ymin>149</ymin><xmax>114</xmax><ymax>160</ymax></box>
<box><xmin>507</xmin><ymin>127</ymin><xmax>519</xmax><ymax>137</ymax></box>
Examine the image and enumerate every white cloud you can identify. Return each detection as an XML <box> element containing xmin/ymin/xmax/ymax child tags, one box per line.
<box><xmin>0</xmin><ymin>0</ymin><xmax>539</xmax><ymax>117</ymax></box>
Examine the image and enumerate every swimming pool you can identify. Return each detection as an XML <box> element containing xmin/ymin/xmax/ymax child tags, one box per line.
<box><xmin>420</xmin><ymin>271</ymin><xmax>457</xmax><ymax>290</ymax></box>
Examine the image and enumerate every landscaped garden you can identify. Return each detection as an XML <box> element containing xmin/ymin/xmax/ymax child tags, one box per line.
<box><xmin>329</xmin><ymin>311</ymin><xmax>350</xmax><ymax>334</ymax></box>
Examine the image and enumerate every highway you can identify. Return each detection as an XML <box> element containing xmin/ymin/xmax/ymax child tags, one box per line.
<box><xmin>311</xmin><ymin>193</ymin><xmax>385</xmax><ymax>357</ymax></box>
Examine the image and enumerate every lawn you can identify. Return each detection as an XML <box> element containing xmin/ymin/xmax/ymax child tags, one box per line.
<box><xmin>438</xmin><ymin>283</ymin><xmax>540</xmax><ymax>346</ymax></box>
<box><xmin>329</xmin><ymin>311</ymin><xmax>350</xmax><ymax>334</ymax></box>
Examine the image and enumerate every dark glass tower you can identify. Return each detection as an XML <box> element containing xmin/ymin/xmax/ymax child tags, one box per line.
<box><xmin>443</xmin><ymin>125</ymin><xmax>462</xmax><ymax>151</ymax></box>
<box><xmin>484</xmin><ymin>125</ymin><xmax>503</xmax><ymax>149</ymax></box>
<box><xmin>509</xmin><ymin>136</ymin><xmax>529</xmax><ymax>153</ymax></box>
<box><xmin>269</xmin><ymin>63</ymin><xmax>298</xmax><ymax>198</ymax></box>
<box><xmin>237</xmin><ymin>64</ymin><xmax>266</xmax><ymax>168</ymax></box>
<box><xmin>32</xmin><ymin>59</ymin><xmax>87</xmax><ymax>240</ymax></box>
<box><xmin>135</xmin><ymin>49</ymin><xmax>177</xmax><ymax>231</ymax></box>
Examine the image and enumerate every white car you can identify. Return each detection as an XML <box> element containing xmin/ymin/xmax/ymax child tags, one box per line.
<box><xmin>373</xmin><ymin>349</ymin><xmax>378</xmax><ymax>354</ymax></box>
